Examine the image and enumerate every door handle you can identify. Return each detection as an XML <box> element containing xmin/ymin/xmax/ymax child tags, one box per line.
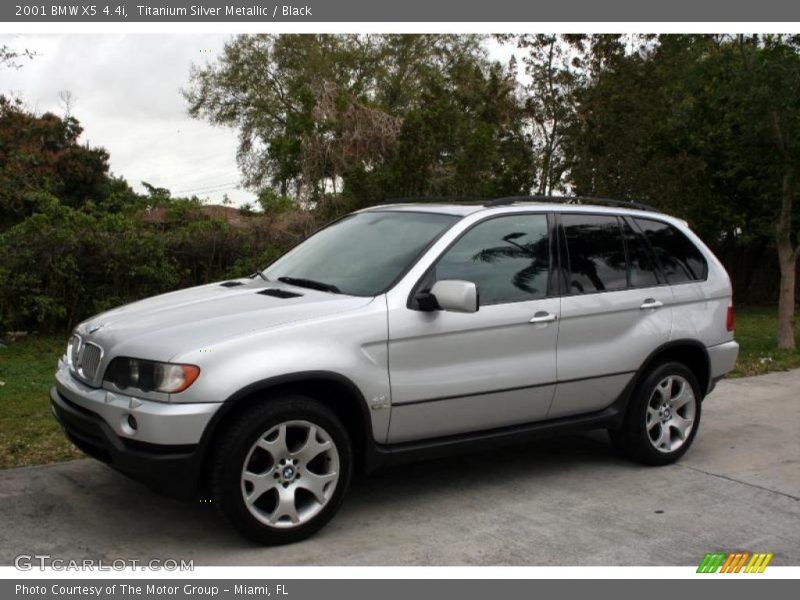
<box><xmin>529</xmin><ymin>311</ymin><xmax>558</xmax><ymax>324</ymax></box>
<box><xmin>640</xmin><ymin>298</ymin><xmax>664</xmax><ymax>310</ymax></box>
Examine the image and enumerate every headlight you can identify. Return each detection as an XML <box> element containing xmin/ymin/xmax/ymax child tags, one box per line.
<box><xmin>104</xmin><ymin>358</ymin><xmax>200</xmax><ymax>394</ymax></box>
<box><xmin>66</xmin><ymin>334</ymin><xmax>81</xmax><ymax>367</ymax></box>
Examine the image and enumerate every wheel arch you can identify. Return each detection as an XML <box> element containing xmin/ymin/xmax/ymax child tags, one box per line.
<box><xmin>195</xmin><ymin>371</ymin><xmax>375</xmax><ymax>489</ymax></box>
<box><xmin>630</xmin><ymin>339</ymin><xmax>711</xmax><ymax>403</ymax></box>
<box><xmin>644</xmin><ymin>340</ymin><xmax>711</xmax><ymax>395</ymax></box>
<box><xmin>608</xmin><ymin>339</ymin><xmax>710</xmax><ymax>432</ymax></box>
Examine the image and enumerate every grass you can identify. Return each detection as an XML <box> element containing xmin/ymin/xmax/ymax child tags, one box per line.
<box><xmin>0</xmin><ymin>306</ymin><xmax>798</xmax><ymax>469</ymax></box>
<box><xmin>729</xmin><ymin>306</ymin><xmax>800</xmax><ymax>377</ymax></box>
<box><xmin>0</xmin><ymin>335</ymin><xmax>82</xmax><ymax>468</ymax></box>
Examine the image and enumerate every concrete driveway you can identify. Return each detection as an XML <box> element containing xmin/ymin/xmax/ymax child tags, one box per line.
<box><xmin>1</xmin><ymin>370</ymin><xmax>798</xmax><ymax>566</ymax></box>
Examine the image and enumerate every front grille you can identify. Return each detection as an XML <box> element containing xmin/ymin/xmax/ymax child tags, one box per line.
<box><xmin>78</xmin><ymin>342</ymin><xmax>103</xmax><ymax>380</ymax></box>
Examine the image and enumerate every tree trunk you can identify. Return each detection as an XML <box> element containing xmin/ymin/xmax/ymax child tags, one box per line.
<box><xmin>776</xmin><ymin>168</ymin><xmax>798</xmax><ymax>350</ymax></box>
<box><xmin>777</xmin><ymin>242</ymin><xmax>797</xmax><ymax>350</ymax></box>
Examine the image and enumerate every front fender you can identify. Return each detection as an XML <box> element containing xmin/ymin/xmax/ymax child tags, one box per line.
<box><xmin>169</xmin><ymin>297</ymin><xmax>391</xmax><ymax>442</ymax></box>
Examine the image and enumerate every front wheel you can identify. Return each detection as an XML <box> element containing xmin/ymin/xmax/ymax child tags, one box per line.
<box><xmin>210</xmin><ymin>396</ymin><xmax>353</xmax><ymax>544</ymax></box>
<box><xmin>609</xmin><ymin>362</ymin><xmax>702</xmax><ymax>466</ymax></box>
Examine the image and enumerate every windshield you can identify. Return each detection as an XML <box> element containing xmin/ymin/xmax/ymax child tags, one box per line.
<box><xmin>263</xmin><ymin>211</ymin><xmax>459</xmax><ymax>296</ymax></box>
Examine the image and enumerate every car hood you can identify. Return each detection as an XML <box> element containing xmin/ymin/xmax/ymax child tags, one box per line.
<box><xmin>75</xmin><ymin>278</ymin><xmax>375</xmax><ymax>362</ymax></box>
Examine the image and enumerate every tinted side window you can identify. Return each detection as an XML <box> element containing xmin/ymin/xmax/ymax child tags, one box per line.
<box><xmin>432</xmin><ymin>214</ymin><xmax>550</xmax><ymax>305</ymax></box>
<box><xmin>561</xmin><ymin>214</ymin><xmax>628</xmax><ymax>294</ymax></box>
<box><xmin>622</xmin><ymin>219</ymin><xmax>661</xmax><ymax>288</ymax></box>
<box><xmin>634</xmin><ymin>218</ymin><xmax>708</xmax><ymax>283</ymax></box>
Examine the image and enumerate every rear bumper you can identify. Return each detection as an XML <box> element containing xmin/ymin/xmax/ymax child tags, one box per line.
<box><xmin>708</xmin><ymin>340</ymin><xmax>739</xmax><ymax>378</ymax></box>
<box><xmin>51</xmin><ymin>386</ymin><xmax>204</xmax><ymax>498</ymax></box>
<box><xmin>706</xmin><ymin>340</ymin><xmax>739</xmax><ymax>394</ymax></box>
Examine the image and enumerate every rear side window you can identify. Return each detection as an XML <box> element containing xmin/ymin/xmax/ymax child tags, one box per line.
<box><xmin>561</xmin><ymin>214</ymin><xmax>628</xmax><ymax>294</ymax></box>
<box><xmin>622</xmin><ymin>219</ymin><xmax>661</xmax><ymax>288</ymax></box>
<box><xmin>634</xmin><ymin>218</ymin><xmax>708</xmax><ymax>283</ymax></box>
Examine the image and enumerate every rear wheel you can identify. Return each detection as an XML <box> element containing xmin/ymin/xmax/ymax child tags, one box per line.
<box><xmin>609</xmin><ymin>362</ymin><xmax>702</xmax><ymax>465</ymax></box>
<box><xmin>210</xmin><ymin>396</ymin><xmax>352</xmax><ymax>544</ymax></box>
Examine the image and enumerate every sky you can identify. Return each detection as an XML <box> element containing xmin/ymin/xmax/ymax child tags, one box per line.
<box><xmin>0</xmin><ymin>35</ymin><xmax>515</xmax><ymax>207</ymax></box>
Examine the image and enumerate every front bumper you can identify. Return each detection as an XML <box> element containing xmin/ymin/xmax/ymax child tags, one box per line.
<box><xmin>51</xmin><ymin>361</ymin><xmax>222</xmax><ymax>497</ymax></box>
<box><xmin>54</xmin><ymin>359</ymin><xmax>220</xmax><ymax>445</ymax></box>
<box><xmin>51</xmin><ymin>387</ymin><xmax>206</xmax><ymax>498</ymax></box>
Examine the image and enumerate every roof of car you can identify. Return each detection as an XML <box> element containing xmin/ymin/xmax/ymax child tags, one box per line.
<box><xmin>360</xmin><ymin>196</ymin><xmax>690</xmax><ymax>228</ymax></box>
<box><xmin>362</xmin><ymin>196</ymin><xmax>661</xmax><ymax>216</ymax></box>
<box><xmin>364</xmin><ymin>203</ymin><xmax>486</xmax><ymax>216</ymax></box>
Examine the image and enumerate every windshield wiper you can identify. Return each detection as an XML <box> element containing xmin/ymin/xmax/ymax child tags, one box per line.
<box><xmin>277</xmin><ymin>276</ymin><xmax>341</xmax><ymax>294</ymax></box>
<box><xmin>250</xmin><ymin>271</ymin><xmax>269</xmax><ymax>282</ymax></box>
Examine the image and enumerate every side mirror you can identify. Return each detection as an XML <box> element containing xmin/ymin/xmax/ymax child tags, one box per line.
<box><xmin>425</xmin><ymin>280</ymin><xmax>479</xmax><ymax>313</ymax></box>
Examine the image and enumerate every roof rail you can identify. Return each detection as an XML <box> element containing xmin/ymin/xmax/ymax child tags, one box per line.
<box><xmin>376</xmin><ymin>195</ymin><xmax>661</xmax><ymax>213</ymax></box>
<box><xmin>381</xmin><ymin>196</ymin><xmax>487</xmax><ymax>205</ymax></box>
<box><xmin>484</xmin><ymin>195</ymin><xmax>661</xmax><ymax>213</ymax></box>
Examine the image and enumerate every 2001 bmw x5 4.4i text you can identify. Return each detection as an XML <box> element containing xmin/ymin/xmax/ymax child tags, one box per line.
<box><xmin>51</xmin><ymin>197</ymin><xmax>739</xmax><ymax>544</ymax></box>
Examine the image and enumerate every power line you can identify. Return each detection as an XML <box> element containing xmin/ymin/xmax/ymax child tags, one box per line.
<box><xmin>174</xmin><ymin>180</ymin><xmax>242</xmax><ymax>195</ymax></box>
<box><xmin>172</xmin><ymin>176</ymin><xmax>240</xmax><ymax>192</ymax></box>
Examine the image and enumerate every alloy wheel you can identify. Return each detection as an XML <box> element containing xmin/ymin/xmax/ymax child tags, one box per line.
<box><xmin>240</xmin><ymin>420</ymin><xmax>340</xmax><ymax>528</ymax></box>
<box><xmin>645</xmin><ymin>375</ymin><xmax>697</xmax><ymax>453</ymax></box>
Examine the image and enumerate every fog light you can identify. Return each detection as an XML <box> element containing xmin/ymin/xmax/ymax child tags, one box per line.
<box><xmin>121</xmin><ymin>413</ymin><xmax>139</xmax><ymax>435</ymax></box>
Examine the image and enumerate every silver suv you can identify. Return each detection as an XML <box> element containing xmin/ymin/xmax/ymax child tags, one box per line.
<box><xmin>51</xmin><ymin>197</ymin><xmax>739</xmax><ymax>544</ymax></box>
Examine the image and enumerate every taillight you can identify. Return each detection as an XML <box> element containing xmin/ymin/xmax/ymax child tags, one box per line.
<box><xmin>726</xmin><ymin>304</ymin><xmax>735</xmax><ymax>332</ymax></box>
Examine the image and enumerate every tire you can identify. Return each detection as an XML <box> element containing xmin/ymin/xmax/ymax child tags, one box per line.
<box><xmin>609</xmin><ymin>361</ymin><xmax>702</xmax><ymax>466</ymax></box>
<box><xmin>210</xmin><ymin>395</ymin><xmax>353</xmax><ymax>545</ymax></box>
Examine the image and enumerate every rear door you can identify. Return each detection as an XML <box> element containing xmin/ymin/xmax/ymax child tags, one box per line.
<box><xmin>632</xmin><ymin>217</ymin><xmax>714</xmax><ymax>345</ymax></box>
<box><xmin>549</xmin><ymin>212</ymin><xmax>672</xmax><ymax>418</ymax></box>
<box><xmin>386</xmin><ymin>212</ymin><xmax>560</xmax><ymax>443</ymax></box>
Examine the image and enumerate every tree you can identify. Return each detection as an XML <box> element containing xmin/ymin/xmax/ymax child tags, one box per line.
<box><xmin>344</xmin><ymin>58</ymin><xmax>533</xmax><ymax>204</ymax></box>
<box><xmin>565</xmin><ymin>35</ymin><xmax>722</xmax><ymax>230</ymax></box>
<box><xmin>499</xmin><ymin>35</ymin><xmax>579</xmax><ymax>194</ymax></box>
<box><xmin>498</xmin><ymin>34</ymin><xmax>638</xmax><ymax>195</ymax></box>
<box><xmin>0</xmin><ymin>96</ymin><xmax>119</xmax><ymax>229</ymax></box>
<box><xmin>564</xmin><ymin>35</ymin><xmax>800</xmax><ymax>349</ymax></box>
<box><xmin>728</xmin><ymin>35</ymin><xmax>800</xmax><ymax>349</ymax></box>
<box><xmin>0</xmin><ymin>44</ymin><xmax>35</xmax><ymax>69</ymax></box>
<box><xmin>184</xmin><ymin>34</ymin><xmax>532</xmax><ymax>204</ymax></box>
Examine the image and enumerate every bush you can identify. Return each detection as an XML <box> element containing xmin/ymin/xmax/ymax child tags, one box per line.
<box><xmin>0</xmin><ymin>196</ymin><xmax>325</xmax><ymax>333</ymax></box>
<box><xmin>0</xmin><ymin>201</ymin><xmax>178</xmax><ymax>330</ymax></box>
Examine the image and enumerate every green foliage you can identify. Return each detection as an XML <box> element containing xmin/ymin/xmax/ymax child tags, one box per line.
<box><xmin>0</xmin><ymin>201</ymin><xmax>179</xmax><ymax>329</ymax></box>
<box><xmin>0</xmin><ymin>96</ymin><xmax>125</xmax><ymax>229</ymax></box>
<box><xmin>729</xmin><ymin>306</ymin><xmax>800</xmax><ymax>376</ymax></box>
<box><xmin>343</xmin><ymin>60</ymin><xmax>534</xmax><ymax>205</ymax></box>
<box><xmin>0</xmin><ymin>335</ymin><xmax>83</xmax><ymax>468</ymax></box>
<box><xmin>4</xmin><ymin>35</ymin><xmax>800</xmax><ymax>337</ymax></box>
<box><xmin>565</xmin><ymin>34</ymin><xmax>800</xmax><ymax>246</ymax></box>
<box><xmin>257</xmin><ymin>189</ymin><xmax>295</xmax><ymax>214</ymax></box>
<box><xmin>184</xmin><ymin>34</ymin><xmax>531</xmax><ymax>201</ymax></box>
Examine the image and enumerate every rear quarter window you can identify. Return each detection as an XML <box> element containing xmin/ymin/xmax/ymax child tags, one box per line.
<box><xmin>633</xmin><ymin>218</ymin><xmax>708</xmax><ymax>283</ymax></box>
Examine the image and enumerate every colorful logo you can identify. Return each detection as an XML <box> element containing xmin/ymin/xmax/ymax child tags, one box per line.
<box><xmin>697</xmin><ymin>552</ymin><xmax>773</xmax><ymax>573</ymax></box>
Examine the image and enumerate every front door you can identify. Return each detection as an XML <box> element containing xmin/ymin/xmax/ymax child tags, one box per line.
<box><xmin>386</xmin><ymin>213</ymin><xmax>560</xmax><ymax>443</ymax></box>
